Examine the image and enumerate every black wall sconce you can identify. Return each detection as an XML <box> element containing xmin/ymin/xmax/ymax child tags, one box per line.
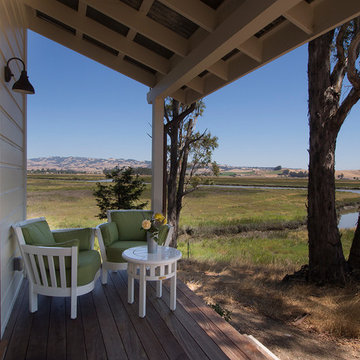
<box><xmin>4</xmin><ymin>57</ymin><xmax>35</xmax><ymax>95</ymax></box>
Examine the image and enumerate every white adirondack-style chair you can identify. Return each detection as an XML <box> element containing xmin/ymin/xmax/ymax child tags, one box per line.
<box><xmin>13</xmin><ymin>217</ymin><xmax>101</xmax><ymax>319</ymax></box>
<box><xmin>96</xmin><ymin>209</ymin><xmax>173</xmax><ymax>284</ymax></box>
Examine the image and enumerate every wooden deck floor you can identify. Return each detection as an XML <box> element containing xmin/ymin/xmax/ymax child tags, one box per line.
<box><xmin>1</xmin><ymin>271</ymin><xmax>274</xmax><ymax>360</ymax></box>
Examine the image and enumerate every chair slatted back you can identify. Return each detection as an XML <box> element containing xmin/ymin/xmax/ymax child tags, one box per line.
<box><xmin>20</xmin><ymin>244</ymin><xmax>77</xmax><ymax>289</ymax></box>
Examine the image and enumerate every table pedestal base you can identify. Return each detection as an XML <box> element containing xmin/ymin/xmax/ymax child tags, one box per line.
<box><xmin>127</xmin><ymin>261</ymin><xmax>178</xmax><ymax>318</ymax></box>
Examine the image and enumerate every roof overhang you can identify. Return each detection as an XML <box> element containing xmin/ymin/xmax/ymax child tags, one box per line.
<box><xmin>18</xmin><ymin>0</ymin><xmax>360</xmax><ymax>104</ymax></box>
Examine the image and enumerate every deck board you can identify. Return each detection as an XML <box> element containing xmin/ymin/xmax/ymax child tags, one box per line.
<box><xmin>1</xmin><ymin>272</ymin><xmax>275</xmax><ymax>360</ymax></box>
<box><xmin>79</xmin><ymin>293</ymin><xmax>107</xmax><ymax>360</ymax></box>
<box><xmin>26</xmin><ymin>295</ymin><xmax>51</xmax><ymax>360</ymax></box>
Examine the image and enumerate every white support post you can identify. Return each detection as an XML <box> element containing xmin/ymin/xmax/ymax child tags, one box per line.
<box><xmin>151</xmin><ymin>97</ymin><xmax>164</xmax><ymax>214</ymax></box>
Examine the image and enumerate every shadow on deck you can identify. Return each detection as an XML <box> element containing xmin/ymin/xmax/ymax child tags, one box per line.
<box><xmin>1</xmin><ymin>270</ymin><xmax>276</xmax><ymax>359</ymax></box>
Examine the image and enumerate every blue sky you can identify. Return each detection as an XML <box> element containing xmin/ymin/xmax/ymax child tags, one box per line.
<box><xmin>27</xmin><ymin>30</ymin><xmax>360</xmax><ymax>170</ymax></box>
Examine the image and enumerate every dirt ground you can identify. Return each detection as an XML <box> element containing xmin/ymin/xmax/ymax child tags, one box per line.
<box><xmin>177</xmin><ymin>260</ymin><xmax>360</xmax><ymax>360</ymax></box>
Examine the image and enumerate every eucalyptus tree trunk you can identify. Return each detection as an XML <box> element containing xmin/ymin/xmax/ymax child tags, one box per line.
<box><xmin>307</xmin><ymin>32</ymin><xmax>346</xmax><ymax>284</ymax></box>
<box><xmin>307</xmin><ymin>23</ymin><xmax>360</xmax><ymax>283</ymax></box>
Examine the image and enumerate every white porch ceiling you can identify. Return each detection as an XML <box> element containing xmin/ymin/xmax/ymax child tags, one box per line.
<box><xmin>20</xmin><ymin>0</ymin><xmax>360</xmax><ymax>104</ymax></box>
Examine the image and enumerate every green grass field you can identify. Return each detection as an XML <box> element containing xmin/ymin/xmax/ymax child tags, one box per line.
<box><xmin>27</xmin><ymin>174</ymin><xmax>360</xmax><ymax>230</ymax></box>
<box><xmin>27</xmin><ymin>174</ymin><xmax>360</xmax><ymax>266</ymax></box>
<box><xmin>177</xmin><ymin>228</ymin><xmax>355</xmax><ymax>266</ymax></box>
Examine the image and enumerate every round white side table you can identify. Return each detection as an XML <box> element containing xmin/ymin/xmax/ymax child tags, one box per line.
<box><xmin>122</xmin><ymin>246</ymin><xmax>182</xmax><ymax>318</ymax></box>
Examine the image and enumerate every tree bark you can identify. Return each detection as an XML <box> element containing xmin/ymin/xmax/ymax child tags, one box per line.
<box><xmin>348</xmin><ymin>212</ymin><xmax>360</xmax><ymax>270</ymax></box>
<box><xmin>167</xmin><ymin>112</ymin><xmax>180</xmax><ymax>247</ymax></box>
<box><xmin>307</xmin><ymin>32</ymin><xmax>347</xmax><ymax>284</ymax></box>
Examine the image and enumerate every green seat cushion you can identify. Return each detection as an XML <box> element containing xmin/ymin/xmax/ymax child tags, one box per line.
<box><xmin>106</xmin><ymin>241</ymin><xmax>147</xmax><ymax>262</ymax></box>
<box><xmin>99</xmin><ymin>222</ymin><xmax>119</xmax><ymax>246</ymax></box>
<box><xmin>44</xmin><ymin>250</ymin><xmax>101</xmax><ymax>287</ymax></box>
<box><xmin>77</xmin><ymin>250</ymin><xmax>101</xmax><ymax>286</ymax></box>
<box><xmin>21</xmin><ymin>220</ymin><xmax>56</xmax><ymax>246</ymax></box>
<box><xmin>110</xmin><ymin>210</ymin><xmax>152</xmax><ymax>241</ymax></box>
<box><xmin>41</xmin><ymin>239</ymin><xmax>79</xmax><ymax>269</ymax></box>
<box><xmin>53</xmin><ymin>228</ymin><xmax>92</xmax><ymax>251</ymax></box>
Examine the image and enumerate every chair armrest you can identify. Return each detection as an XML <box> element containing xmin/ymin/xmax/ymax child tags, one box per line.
<box><xmin>52</xmin><ymin>228</ymin><xmax>95</xmax><ymax>250</ymax></box>
<box><xmin>95</xmin><ymin>224</ymin><xmax>108</xmax><ymax>261</ymax></box>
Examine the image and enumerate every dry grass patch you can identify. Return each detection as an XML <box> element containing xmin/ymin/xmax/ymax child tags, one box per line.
<box><xmin>177</xmin><ymin>258</ymin><xmax>360</xmax><ymax>340</ymax></box>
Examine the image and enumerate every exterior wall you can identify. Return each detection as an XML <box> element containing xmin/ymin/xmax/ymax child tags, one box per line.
<box><xmin>0</xmin><ymin>1</ymin><xmax>27</xmax><ymax>337</ymax></box>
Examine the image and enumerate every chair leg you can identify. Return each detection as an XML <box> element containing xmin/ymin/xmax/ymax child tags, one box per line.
<box><xmin>29</xmin><ymin>283</ymin><xmax>38</xmax><ymax>313</ymax></box>
<box><xmin>70</xmin><ymin>290</ymin><xmax>77</xmax><ymax>319</ymax></box>
<box><xmin>101</xmin><ymin>266</ymin><xmax>108</xmax><ymax>285</ymax></box>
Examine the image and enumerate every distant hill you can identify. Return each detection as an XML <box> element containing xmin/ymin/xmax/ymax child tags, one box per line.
<box><xmin>27</xmin><ymin>156</ymin><xmax>151</xmax><ymax>174</ymax></box>
<box><xmin>27</xmin><ymin>157</ymin><xmax>359</xmax><ymax>179</ymax></box>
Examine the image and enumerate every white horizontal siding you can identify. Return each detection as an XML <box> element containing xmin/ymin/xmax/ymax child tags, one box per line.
<box><xmin>0</xmin><ymin>0</ymin><xmax>27</xmax><ymax>338</ymax></box>
<box><xmin>0</xmin><ymin>108</ymin><xmax>24</xmax><ymax>149</ymax></box>
<box><xmin>0</xmin><ymin>139</ymin><xmax>24</xmax><ymax>167</ymax></box>
<box><xmin>0</xmin><ymin>166</ymin><xmax>24</xmax><ymax>194</ymax></box>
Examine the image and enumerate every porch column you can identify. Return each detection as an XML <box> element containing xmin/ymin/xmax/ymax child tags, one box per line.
<box><xmin>151</xmin><ymin>97</ymin><xmax>164</xmax><ymax>213</ymax></box>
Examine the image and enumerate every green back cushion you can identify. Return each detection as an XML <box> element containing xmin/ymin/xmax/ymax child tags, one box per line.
<box><xmin>41</xmin><ymin>239</ymin><xmax>79</xmax><ymax>269</ymax></box>
<box><xmin>53</xmin><ymin>228</ymin><xmax>92</xmax><ymax>251</ymax></box>
<box><xmin>110</xmin><ymin>210</ymin><xmax>152</xmax><ymax>241</ymax></box>
<box><xmin>99</xmin><ymin>222</ymin><xmax>119</xmax><ymax>246</ymax></box>
<box><xmin>158</xmin><ymin>225</ymin><xmax>170</xmax><ymax>246</ymax></box>
<box><xmin>21</xmin><ymin>220</ymin><xmax>56</xmax><ymax>246</ymax></box>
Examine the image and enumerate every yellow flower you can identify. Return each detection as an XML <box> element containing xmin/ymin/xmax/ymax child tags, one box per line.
<box><xmin>142</xmin><ymin>219</ymin><xmax>151</xmax><ymax>230</ymax></box>
<box><xmin>154</xmin><ymin>213</ymin><xmax>167</xmax><ymax>224</ymax></box>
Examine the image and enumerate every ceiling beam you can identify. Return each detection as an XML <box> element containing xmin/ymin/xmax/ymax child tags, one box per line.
<box><xmin>75</xmin><ymin>1</ymin><xmax>87</xmax><ymax>39</ymax></box>
<box><xmin>27</xmin><ymin>10</ymin><xmax>156</xmax><ymax>87</ymax></box>
<box><xmin>23</xmin><ymin>0</ymin><xmax>170</xmax><ymax>74</ymax></box>
<box><xmin>147</xmin><ymin>0</ymin><xmax>303</xmax><ymax>103</ymax></box>
<box><xmin>208</xmin><ymin>61</ymin><xmax>228</xmax><ymax>81</ymax></box>
<box><xmin>186</xmin><ymin>76</ymin><xmax>204</xmax><ymax>94</ymax></box>
<box><xmin>313</xmin><ymin>0</ymin><xmax>360</xmax><ymax>34</ymax></box>
<box><xmin>84</xmin><ymin>0</ymin><xmax>188</xmax><ymax>56</ymax></box>
<box><xmin>168</xmin><ymin>89</ymin><xmax>186</xmax><ymax>104</ymax></box>
<box><xmin>184</xmin><ymin>0</ymin><xmax>360</xmax><ymax>104</ymax></box>
<box><xmin>284</xmin><ymin>1</ymin><xmax>313</xmax><ymax>35</ymax></box>
<box><xmin>139</xmin><ymin>0</ymin><xmax>155</xmax><ymax>15</ymax></box>
<box><xmin>158</xmin><ymin>0</ymin><xmax>217</xmax><ymax>32</ymax></box>
<box><xmin>237</xmin><ymin>36</ymin><xmax>263</xmax><ymax>63</ymax></box>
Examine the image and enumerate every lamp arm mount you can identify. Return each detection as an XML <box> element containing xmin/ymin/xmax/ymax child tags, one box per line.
<box><xmin>4</xmin><ymin>57</ymin><xmax>26</xmax><ymax>82</ymax></box>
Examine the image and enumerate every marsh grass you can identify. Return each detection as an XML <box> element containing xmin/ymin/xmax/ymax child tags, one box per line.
<box><xmin>178</xmin><ymin>229</ymin><xmax>354</xmax><ymax>266</ymax></box>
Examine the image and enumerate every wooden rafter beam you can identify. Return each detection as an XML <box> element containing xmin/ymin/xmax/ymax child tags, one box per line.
<box><xmin>184</xmin><ymin>0</ymin><xmax>360</xmax><ymax>104</ymax></box>
<box><xmin>22</xmin><ymin>0</ymin><xmax>170</xmax><ymax>74</ymax></box>
<box><xmin>75</xmin><ymin>2</ymin><xmax>87</xmax><ymax>39</ymax></box>
<box><xmin>158</xmin><ymin>0</ymin><xmax>217</xmax><ymax>32</ymax></box>
<box><xmin>84</xmin><ymin>0</ymin><xmax>188</xmax><ymax>56</ymax></box>
<box><xmin>147</xmin><ymin>0</ymin><xmax>303</xmax><ymax>103</ymax></box>
<box><xmin>284</xmin><ymin>1</ymin><xmax>313</xmax><ymax>35</ymax></box>
<box><xmin>237</xmin><ymin>36</ymin><xmax>263</xmax><ymax>63</ymax></box>
<box><xmin>27</xmin><ymin>9</ymin><xmax>156</xmax><ymax>87</ymax></box>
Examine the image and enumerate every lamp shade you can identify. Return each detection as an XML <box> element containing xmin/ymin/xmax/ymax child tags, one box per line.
<box><xmin>12</xmin><ymin>70</ymin><xmax>35</xmax><ymax>94</ymax></box>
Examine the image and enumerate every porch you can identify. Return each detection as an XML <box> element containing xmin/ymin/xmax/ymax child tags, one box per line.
<box><xmin>1</xmin><ymin>270</ymin><xmax>274</xmax><ymax>360</ymax></box>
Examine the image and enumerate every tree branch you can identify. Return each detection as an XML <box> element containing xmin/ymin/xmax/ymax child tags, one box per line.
<box><xmin>164</xmin><ymin>105</ymin><xmax>170</xmax><ymax>123</ymax></box>
<box><xmin>335</xmin><ymin>87</ymin><xmax>360</xmax><ymax>132</ymax></box>
<box><xmin>347</xmin><ymin>31</ymin><xmax>360</xmax><ymax>90</ymax></box>
<box><xmin>187</xmin><ymin>129</ymin><xmax>207</xmax><ymax>147</ymax></box>
<box><xmin>330</xmin><ymin>24</ymin><xmax>347</xmax><ymax>89</ymax></box>
<box><xmin>167</xmin><ymin>102</ymin><xmax>196</xmax><ymax>128</ymax></box>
